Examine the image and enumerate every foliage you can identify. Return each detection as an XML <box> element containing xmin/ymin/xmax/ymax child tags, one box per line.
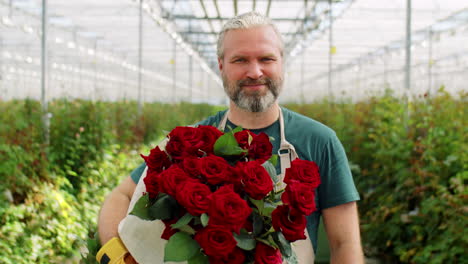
<box><xmin>0</xmin><ymin>99</ymin><xmax>220</xmax><ymax>263</ymax></box>
<box><xmin>286</xmin><ymin>89</ymin><xmax>467</xmax><ymax>263</ymax></box>
<box><xmin>1</xmin><ymin>91</ymin><xmax>465</xmax><ymax>263</ymax></box>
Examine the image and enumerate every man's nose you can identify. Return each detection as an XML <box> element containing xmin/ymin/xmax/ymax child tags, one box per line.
<box><xmin>245</xmin><ymin>62</ymin><xmax>263</xmax><ymax>79</ymax></box>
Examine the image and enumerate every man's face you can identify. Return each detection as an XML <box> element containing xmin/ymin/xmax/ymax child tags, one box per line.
<box><xmin>218</xmin><ymin>26</ymin><xmax>284</xmax><ymax>112</ymax></box>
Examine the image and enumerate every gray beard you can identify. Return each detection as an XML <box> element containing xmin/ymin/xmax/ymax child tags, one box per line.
<box><xmin>223</xmin><ymin>76</ymin><xmax>282</xmax><ymax>113</ymax></box>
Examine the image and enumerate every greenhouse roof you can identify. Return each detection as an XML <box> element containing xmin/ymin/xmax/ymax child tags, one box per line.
<box><xmin>1</xmin><ymin>0</ymin><xmax>467</xmax><ymax>102</ymax></box>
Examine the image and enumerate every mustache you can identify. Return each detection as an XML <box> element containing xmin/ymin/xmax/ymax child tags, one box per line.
<box><xmin>237</xmin><ymin>78</ymin><xmax>270</xmax><ymax>86</ymax></box>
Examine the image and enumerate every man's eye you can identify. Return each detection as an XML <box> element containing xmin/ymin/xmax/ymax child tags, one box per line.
<box><xmin>262</xmin><ymin>58</ymin><xmax>275</xmax><ymax>62</ymax></box>
<box><xmin>233</xmin><ymin>58</ymin><xmax>246</xmax><ymax>63</ymax></box>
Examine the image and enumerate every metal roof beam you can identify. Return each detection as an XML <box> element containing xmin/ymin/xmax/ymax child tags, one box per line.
<box><xmin>266</xmin><ymin>0</ymin><xmax>272</xmax><ymax>17</ymax></box>
<box><xmin>162</xmin><ymin>14</ymin><xmax>308</xmax><ymax>22</ymax></box>
<box><xmin>179</xmin><ymin>31</ymin><xmax>300</xmax><ymax>35</ymax></box>
<box><xmin>213</xmin><ymin>0</ymin><xmax>221</xmax><ymax>18</ymax></box>
<box><xmin>233</xmin><ymin>0</ymin><xmax>238</xmax><ymax>16</ymax></box>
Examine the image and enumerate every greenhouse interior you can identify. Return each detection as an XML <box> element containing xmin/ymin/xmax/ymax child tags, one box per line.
<box><xmin>1</xmin><ymin>0</ymin><xmax>466</xmax><ymax>263</ymax></box>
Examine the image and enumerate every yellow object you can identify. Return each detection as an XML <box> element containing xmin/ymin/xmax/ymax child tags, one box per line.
<box><xmin>96</xmin><ymin>237</ymin><xmax>129</xmax><ymax>264</ymax></box>
<box><xmin>330</xmin><ymin>46</ymin><xmax>337</xmax><ymax>55</ymax></box>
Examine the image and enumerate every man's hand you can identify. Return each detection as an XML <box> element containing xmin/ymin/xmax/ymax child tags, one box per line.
<box><xmin>124</xmin><ymin>254</ymin><xmax>138</xmax><ymax>264</ymax></box>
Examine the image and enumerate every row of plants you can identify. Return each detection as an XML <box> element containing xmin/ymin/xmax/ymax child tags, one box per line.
<box><xmin>1</xmin><ymin>88</ymin><xmax>465</xmax><ymax>263</ymax></box>
<box><xmin>0</xmin><ymin>99</ymin><xmax>221</xmax><ymax>263</ymax></box>
<box><xmin>286</xmin><ymin>88</ymin><xmax>467</xmax><ymax>263</ymax></box>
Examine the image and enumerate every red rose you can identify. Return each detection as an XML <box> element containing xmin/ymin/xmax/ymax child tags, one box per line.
<box><xmin>198</xmin><ymin>125</ymin><xmax>223</xmax><ymax>154</ymax></box>
<box><xmin>210</xmin><ymin>247</ymin><xmax>246</xmax><ymax>264</ymax></box>
<box><xmin>167</xmin><ymin>126</ymin><xmax>223</xmax><ymax>158</ymax></box>
<box><xmin>169</xmin><ymin>126</ymin><xmax>202</xmax><ymax>146</ymax></box>
<box><xmin>239</xmin><ymin>161</ymin><xmax>273</xmax><ymax>200</ymax></box>
<box><xmin>234</xmin><ymin>130</ymin><xmax>256</xmax><ymax>149</ymax></box>
<box><xmin>161</xmin><ymin>219</ymin><xmax>178</xmax><ymax>240</ymax></box>
<box><xmin>272</xmin><ymin>205</ymin><xmax>307</xmax><ymax>242</ymax></box>
<box><xmin>140</xmin><ymin>146</ymin><xmax>171</xmax><ymax>173</ymax></box>
<box><xmin>284</xmin><ymin>159</ymin><xmax>321</xmax><ymax>188</ymax></box>
<box><xmin>199</xmin><ymin>155</ymin><xmax>230</xmax><ymax>185</ymax></box>
<box><xmin>254</xmin><ymin>243</ymin><xmax>282</xmax><ymax>264</ymax></box>
<box><xmin>181</xmin><ymin>157</ymin><xmax>201</xmax><ymax>178</ymax></box>
<box><xmin>248</xmin><ymin>132</ymin><xmax>272</xmax><ymax>163</ymax></box>
<box><xmin>165</xmin><ymin>135</ymin><xmax>188</xmax><ymax>162</ymax></box>
<box><xmin>194</xmin><ymin>225</ymin><xmax>237</xmax><ymax>258</ymax></box>
<box><xmin>143</xmin><ymin>169</ymin><xmax>161</xmax><ymax>198</ymax></box>
<box><xmin>282</xmin><ymin>180</ymin><xmax>317</xmax><ymax>216</ymax></box>
<box><xmin>158</xmin><ymin>166</ymin><xmax>194</xmax><ymax>197</ymax></box>
<box><xmin>208</xmin><ymin>185</ymin><xmax>252</xmax><ymax>233</ymax></box>
<box><xmin>176</xmin><ymin>181</ymin><xmax>211</xmax><ymax>216</ymax></box>
<box><xmin>227</xmin><ymin>164</ymin><xmax>243</xmax><ymax>193</ymax></box>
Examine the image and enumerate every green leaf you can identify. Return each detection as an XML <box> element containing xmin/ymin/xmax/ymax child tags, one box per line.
<box><xmin>253</xmin><ymin>212</ymin><xmax>264</xmax><ymax>236</ymax></box>
<box><xmin>262</xmin><ymin>161</ymin><xmax>278</xmax><ymax>184</ymax></box>
<box><xmin>283</xmin><ymin>250</ymin><xmax>299</xmax><ymax>264</ymax></box>
<box><xmin>234</xmin><ymin>232</ymin><xmax>257</xmax><ymax>251</ymax></box>
<box><xmin>249</xmin><ymin>197</ymin><xmax>276</xmax><ymax>217</ymax></box>
<box><xmin>193</xmin><ymin>217</ymin><xmax>202</xmax><ymax>226</ymax></box>
<box><xmin>129</xmin><ymin>194</ymin><xmax>153</xmax><ymax>220</ymax></box>
<box><xmin>148</xmin><ymin>194</ymin><xmax>179</xmax><ymax>220</ymax></box>
<box><xmin>178</xmin><ymin>225</ymin><xmax>197</xmax><ymax>235</ymax></box>
<box><xmin>213</xmin><ymin>131</ymin><xmax>247</xmax><ymax>156</ymax></box>
<box><xmin>256</xmin><ymin>235</ymin><xmax>278</xmax><ymax>249</ymax></box>
<box><xmin>201</xmin><ymin>213</ymin><xmax>209</xmax><ymax>227</ymax></box>
<box><xmin>268</xmin><ymin>154</ymin><xmax>278</xmax><ymax>167</ymax></box>
<box><xmin>262</xmin><ymin>202</ymin><xmax>277</xmax><ymax>217</ymax></box>
<box><xmin>171</xmin><ymin>213</ymin><xmax>194</xmax><ymax>229</ymax></box>
<box><xmin>272</xmin><ymin>232</ymin><xmax>292</xmax><ymax>257</ymax></box>
<box><xmin>272</xmin><ymin>190</ymin><xmax>284</xmax><ymax>201</ymax></box>
<box><xmin>232</xmin><ymin>126</ymin><xmax>243</xmax><ymax>133</ymax></box>
<box><xmin>164</xmin><ymin>232</ymin><xmax>200</xmax><ymax>262</ymax></box>
<box><xmin>188</xmin><ymin>251</ymin><xmax>209</xmax><ymax>264</ymax></box>
<box><xmin>66</xmin><ymin>170</ymin><xmax>78</xmax><ymax>177</ymax></box>
<box><xmin>85</xmin><ymin>233</ymin><xmax>100</xmax><ymax>257</ymax></box>
<box><xmin>249</xmin><ymin>197</ymin><xmax>264</xmax><ymax>214</ymax></box>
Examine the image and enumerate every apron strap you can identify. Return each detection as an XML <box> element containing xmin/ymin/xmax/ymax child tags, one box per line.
<box><xmin>277</xmin><ymin>107</ymin><xmax>298</xmax><ymax>190</ymax></box>
<box><xmin>218</xmin><ymin>110</ymin><xmax>229</xmax><ymax>131</ymax></box>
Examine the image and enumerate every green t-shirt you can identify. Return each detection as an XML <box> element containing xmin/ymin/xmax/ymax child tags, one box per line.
<box><xmin>130</xmin><ymin>107</ymin><xmax>360</xmax><ymax>252</ymax></box>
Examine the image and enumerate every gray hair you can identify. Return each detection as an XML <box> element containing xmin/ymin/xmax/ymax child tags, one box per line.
<box><xmin>217</xmin><ymin>11</ymin><xmax>284</xmax><ymax>59</ymax></box>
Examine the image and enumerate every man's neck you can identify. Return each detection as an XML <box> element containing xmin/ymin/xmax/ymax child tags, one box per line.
<box><xmin>228</xmin><ymin>102</ymin><xmax>280</xmax><ymax>130</ymax></box>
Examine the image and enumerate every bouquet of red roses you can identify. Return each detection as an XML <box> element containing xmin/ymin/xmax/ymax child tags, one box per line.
<box><xmin>131</xmin><ymin>125</ymin><xmax>321</xmax><ymax>264</ymax></box>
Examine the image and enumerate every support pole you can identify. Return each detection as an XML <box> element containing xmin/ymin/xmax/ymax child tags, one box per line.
<box><xmin>189</xmin><ymin>54</ymin><xmax>193</xmax><ymax>102</ymax></box>
<box><xmin>404</xmin><ymin>0</ymin><xmax>412</xmax><ymax>127</ymax></box>
<box><xmin>0</xmin><ymin>38</ymin><xmax>4</xmax><ymax>98</ymax></box>
<box><xmin>207</xmin><ymin>73</ymin><xmax>211</xmax><ymax>104</ymax></box>
<box><xmin>202</xmin><ymin>70</ymin><xmax>206</xmax><ymax>101</ymax></box>
<box><xmin>9</xmin><ymin>0</ymin><xmax>12</xmax><ymax>17</ymax></box>
<box><xmin>383</xmin><ymin>49</ymin><xmax>388</xmax><ymax>88</ymax></box>
<box><xmin>137</xmin><ymin>0</ymin><xmax>143</xmax><ymax>115</ymax></box>
<box><xmin>328</xmin><ymin>0</ymin><xmax>333</xmax><ymax>100</ymax></box>
<box><xmin>428</xmin><ymin>29</ymin><xmax>433</xmax><ymax>95</ymax></box>
<box><xmin>188</xmin><ymin>20</ymin><xmax>193</xmax><ymax>102</ymax></box>
<box><xmin>41</xmin><ymin>0</ymin><xmax>49</xmax><ymax>145</ymax></box>
<box><xmin>301</xmin><ymin>50</ymin><xmax>305</xmax><ymax>103</ymax></box>
<box><xmin>172</xmin><ymin>39</ymin><xmax>177</xmax><ymax>103</ymax></box>
<box><xmin>93</xmin><ymin>40</ymin><xmax>97</xmax><ymax>101</ymax></box>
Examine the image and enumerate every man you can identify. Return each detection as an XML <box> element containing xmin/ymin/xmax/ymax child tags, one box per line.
<box><xmin>97</xmin><ymin>11</ymin><xmax>364</xmax><ymax>264</ymax></box>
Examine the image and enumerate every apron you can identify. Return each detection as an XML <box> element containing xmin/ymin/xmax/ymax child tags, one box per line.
<box><xmin>118</xmin><ymin>108</ymin><xmax>315</xmax><ymax>263</ymax></box>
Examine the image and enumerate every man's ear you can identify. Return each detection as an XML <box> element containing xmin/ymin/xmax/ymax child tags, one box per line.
<box><xmin>218</xmin><ymin>57</ymin><xmax>223</xmax><ymax>72</ymax></box>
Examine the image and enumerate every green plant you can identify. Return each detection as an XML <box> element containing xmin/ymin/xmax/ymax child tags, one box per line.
<box><xmin>286</xmin><ymin>89</ymin><xmax>467</xmax><ymax>263</ymax></box>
